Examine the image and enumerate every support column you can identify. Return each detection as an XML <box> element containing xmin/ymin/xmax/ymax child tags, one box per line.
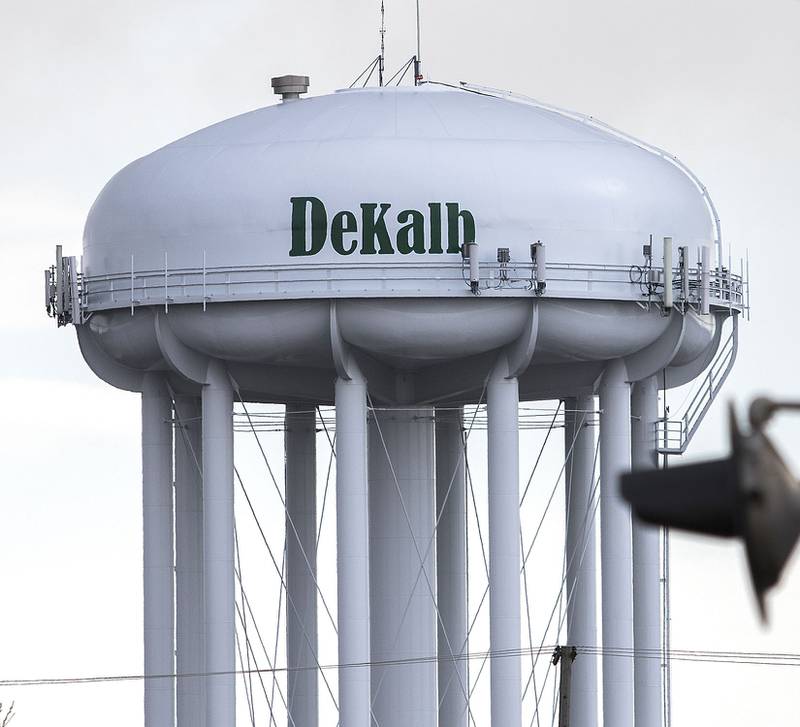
<box><xmin>564</xmin><ymin>395</ymin><xmax>598</xmax><ymax>727</ymax></box>
<box><xmin>436</xmin><ymin>407</ymin><xmax>468</xmax><ymax>727</ymax></box>
<box><xmin>631</xmin><ymin>376</ymin><xmax>662</xmax><ymax>727</ymax></box>
<box><xmin>487</xmin><ymin>356</ymin><xmax>521</xmax><ymax>727</ymax></box>
<box><xmin>599</xmin><ymin>359</ymin><xmax>634</xmax><ymax>727</ymax></box>
<box><xmin>142</xmin><ymin>372</ymin><xmax>175</xmax><ymax>727</ymax></box>
<box><xmin>174</xmin><ymin>396</ymin><xmax>204</xmax><ymax>727</ymax></box>
<box><xmin>335</xmin><ymin>369</ymin><xmax>371</xmax><ymax>727</ymax></box>
<box><xmin>369</xmin><ymin>407</ymin><xmax>437</xmax><ymax>727</ymax></box>
<box><xmin>202</xmin><ymin>363</ymin><xmax>235</xmax><ymax>727</ymax></box>
<box><xmin>285</xmin><ymin>404</ymin><xmax>319</xmax><ymax>727</ymax></box>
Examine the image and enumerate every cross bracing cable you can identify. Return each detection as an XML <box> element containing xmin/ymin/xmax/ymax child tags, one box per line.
<box><xmin>523</xmin><ymin>442</ymin><xmax>600</xmax><ymax>708</ymax></box>
<box><xmin>550</xmin><ymin>405</ymin><xmax>578</xmax><ymax>725</ymax></box>
<box><xmin>463</xmin><ymin>458</ymin><xmax>489</xmax><ymax>646</ymax></box>
<box><xmin>519</xmin><ymin>401</ymin><xmax>563</xmax><ymax>506</ymax></box>
<box><xmin>519</xmin><ymin>401</ymin><xmax>568</xmax><ymax>727</ymax></box>
<box><xmin>549</xmin><ymin>412</ymin><xmax>586</xmax><ymax>727</ymax></box>
<box><xmin>528</xmin><ymin>474</ymin><xmax>601</xmax><ymax>727</ymax></box>
<box><xmin>314</xmin><ymin>404</ymin><xmax>336</xmax><ymax>553</ymax></box>
<box><xmin>266</xmin><ymin>540</ymin><xmax>286</xmax><ymax>719</ymax></box>
<box><xmin>235</xmin><ymin>548</ymin><xmax>295</xmax><ymax>727</ymax></box>
<box><xmin>395</xmin><ymin>397</ymin><xmax>484</xmax><ymax>721</ymax></box>
<box><xmin>234</xmin><ymin>624</ymin><xmax>256</xmax><ymax>727</ymax></box>
<box><xmin>234</xmin><ymin>466</ymin><xmax>340</xmax><ymax>713</ymax></box>
<box><xmin>522</xmin><ymin>533</ymin><xmax>543</xmax><ymax>727</ymax></box>
<box><xmin>234</xmin><ymin>599</ymin><xmax>281</xmax><ymax>727</ymax></box>
<box><xmin>171</xmin><ymin>387</ymin><xmax>264</xmax><ymax>721</ymax></box>
<box><xmin>236</xmin><ymin>574</ymin><xmax>286</xmax><ymax>727</ymax></box>
<box><xmin>104</xmin><ymin>392</ymin><xmax>744</xmax><ymax>724</ymax></box>
<box><xmin>235</xmin><ymin>394</ymin><xmax>339</xmax><ymax>637</ymax></box>
<box><xmin>271</xmin><ymin>543</ymin><xmax>287</xmax><ymax>722</ymax></box>
<box><xmin>166</xmin><ymin>388</ymin><xmax>300</xmax><ymax>723</ymax></box>
<box><xmin>81</xmin><ymin>393</ymin><xmax>761</xmax><ymax>724</ymax></box>
<box><xmin>523</xmin><ymin>435</ymin><xmax>600</xmax><ymax>710</ymax></box>
<box><xmin>521</xmin><ymin>411</ymin><xmax>595</xmax><ymax>573</ymax></box>
<box><xmin>170</xmin><ymin>389</ymin><xmax>288</xmax><ymax>720</ymax></box>
<box><xmin>463</xmin><ymin>404</ymin><xmax>592</xmax><ymax>704</ymax></box>
<box><xmin>463</xmin><ymin>456</ymin><xmax>492</xmax><ymax>701</ymax></box>
<box><xmin>234</xmin><ymin>522</ymin><xmax>257</xmax><ymax>727</ymax></box>
<box><xmin>165</xmin><ymin>393</ymin><xmax>665</xmax><ymax>726</ymax></box>
<box><xmin>366</xmin><ymin>393</ymin><xmax>478</xmax><ymax>727</ymax></box>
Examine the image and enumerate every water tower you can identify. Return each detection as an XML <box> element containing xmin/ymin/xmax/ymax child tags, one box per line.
<box><xmin>46</xmin><ymin>73</ymin><xmax>746</xmax><ymax>727</ymax></box>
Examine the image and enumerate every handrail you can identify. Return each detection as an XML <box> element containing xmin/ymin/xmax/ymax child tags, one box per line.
<box><xmin>656</xmin><ymin>314</ymin><xmax>739</xmax><ymax>455</ymax></box>
<box><xmin>74</xmin><ymin>259</ymin><xmax>746</xmax><ymax>314</ymax></box>
<box><xmin>45</xmin><ymin>244</ymin><xmax>747</xmax><ymax>326</ymax></box>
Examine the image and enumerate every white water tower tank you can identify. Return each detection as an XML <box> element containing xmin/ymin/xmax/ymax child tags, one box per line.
<box><xmin>48</xmin><ymin>78</ymin><xmax>745</xmax><ymax>727</ymax></box>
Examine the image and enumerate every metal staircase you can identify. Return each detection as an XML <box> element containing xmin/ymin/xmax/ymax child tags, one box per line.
<box><xmin>656</xmin><ymin>314</ymin><xmax>739</xmax><ymax>455</ymax></box>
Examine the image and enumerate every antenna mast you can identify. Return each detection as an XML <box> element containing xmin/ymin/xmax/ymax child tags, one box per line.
<box><xmin>379</xmin><ymin>1</ymin><xmax>386</xmax><ymax>87</ymax></box>
<box><xmin>414</xmin><ymin>0</ymin><xmax>423</xmax><ymax>84</ymax></box>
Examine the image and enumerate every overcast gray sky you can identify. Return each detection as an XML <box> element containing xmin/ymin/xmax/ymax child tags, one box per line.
<box><xmin>2</xmin><ymin>0</ymin><xmax>800</xmax><ymax>725</ymax></box>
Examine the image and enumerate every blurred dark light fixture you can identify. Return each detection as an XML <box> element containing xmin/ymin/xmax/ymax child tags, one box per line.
<box><xmin>621</xmin><ymin>398</ymin><xmax>800</xmax><ymax>619</ymax></box>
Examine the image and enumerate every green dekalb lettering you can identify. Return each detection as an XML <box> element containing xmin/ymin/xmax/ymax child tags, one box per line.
<box><xmin>289</xmin><ymin>197</ymin><xmax>475</xmax><ymax>257</ymax></box>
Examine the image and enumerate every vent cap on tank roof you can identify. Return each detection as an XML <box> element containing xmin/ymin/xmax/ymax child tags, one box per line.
<box><xmin>271</xmin><ymin>74</ymin><xmax>310</xmax><ymax>102</ymax></box>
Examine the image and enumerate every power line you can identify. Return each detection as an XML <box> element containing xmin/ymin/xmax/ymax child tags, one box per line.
<box><xmin>5</xmin><ymin>646</ymin><xmax>800</xmax><ymax>689</ymax></box>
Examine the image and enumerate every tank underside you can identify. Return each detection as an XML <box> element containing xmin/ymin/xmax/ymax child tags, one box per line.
<box><xmin>82</xmin><ymin>297</ymin><xmax>718</xmax><ymax>406</ymax></box>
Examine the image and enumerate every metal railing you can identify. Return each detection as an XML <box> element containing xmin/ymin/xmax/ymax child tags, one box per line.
<box><xmin>231</xmin><ymin>404</ymin><xmax>600</xmax><ymax>434</ymax></box>
<box><xmin>656</xmin><ymin>314</ymin><xmax>739</xmax><ymax>455</ymax></box>
<box><xmin>66</xmin><ymin>258</ymin><xmax>746</xmax><ymax>318</ymax></box>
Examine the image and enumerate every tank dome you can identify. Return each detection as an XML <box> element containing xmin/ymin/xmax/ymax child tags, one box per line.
<box><xmin>83</xmin><ymin>83</ymin><xmax>714</xmax><ymax>289</ymax></box>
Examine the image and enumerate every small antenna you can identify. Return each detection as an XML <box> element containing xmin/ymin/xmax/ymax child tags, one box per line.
<box><xmin>379</xmin><ymin>1</ymin><xmax>386</xmax><ymax>87</ymax></box>
<box><xmin>414</xmin><ymin>0</ymin><xmax>423</xmax><ymax>84</ymax></box>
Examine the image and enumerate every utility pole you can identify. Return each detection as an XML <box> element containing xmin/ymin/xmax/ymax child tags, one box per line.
<box><xmin>553</xmin><ymin>645</ymin><xmax>578</xmax><ymax>727</ymax></box>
